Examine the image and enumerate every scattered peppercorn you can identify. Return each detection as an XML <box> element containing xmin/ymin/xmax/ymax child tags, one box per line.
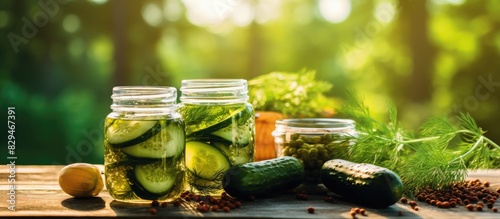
<box><xmin>196</xmin><ymin>204</ymin><xmax>208</xmax><ymax>213</ymax></box>
<box><xmin>409</xmin><ymin>201</ymin><xmax>417</xmax><ymax>208</ymax></box>
<box><xmin>416</xmin><ymin>179</ymin><xmax>498</xmax><ymax>212</ymax></box>
<box><xmin>151</xmin><ymin>200</ymin><xmax>160</xmax><ymax>207</ymax></box>
<box><xmin>463</xmin><ymin>199</ymin><xmax>470</xmax><ymax>205</ymax></box>
<box><xmin>173</xmin><ymin>199</ymin><xmax>181</xmax><ymax>207</ymax></box>
<box><xmin>173</xmin><ymin>200</ymin><xmax>181</xmax><ymax>207</ymax></box>
<box><xmin>173</xmin><ymin>191</ymin><xmax>245</xmax><ymax>214</ymax></box>
<box><xmin>430</xmin><ymin>200</ymin><xmax>437</xmax><ymax>206</ymax></box>
<box><xmin>493</xmin><ymin>207</ymin><xmax>498</xmax><ymax>212</ymax></box>
<box><xmin>359</xmin><ymin>208</ymin><xmax>366</xmax><ymax>216</ymax></box>
<box><xmin>149</xmin><ymin>208</ymin><xmax>157</xmax><ymax>215</ymax></box>
<box><xmin>476</xmin><ymin>205</ymin><xmax>483</xmax><ymax>211</ymax></box>
<box><xmin>450</xmin><ymin>201</ymin><xmax>457</xmax><ymax>208</ymax></box>
<box><xmin>442</xmin><ymin>201</ymin><xmax>450</xmax><ymax>208</ymax></box>
<box><xmin>324</xmin><ymin>196</ymin><xmax>335</xmax><ymax>203</ymax></box>
<box><xmin>211</xmin><ymin>205</ymin><xmax>219</xmax><ymax>212</ymax></box>
<box><xmin>413</xmin><ymin>207</ymin><xmax>419</xmax><ymax>211</ymax></box>
<box><xmin>307</xmin><ymin>207</ymin><xmax>315</xmax><ymax>214</ymax></box>
<box><xmin>295</xmin><ymin>192</ymin><xmax>308</xmax><ymax>200</ymax></box>
<box><xmin>350</xmin><ymin>210</ymin><xmax>357</xmax><ymax>217</ymax></box>
<box><xmin>401</xmin><ymin>197</ymin><xmax>408</xmax><ymax>204</ymax></box>
<box><xmin>487</xmin><ymin>203</ymin><xmax>494</xmax><ymax>209</ymax></box>
<box><xmin>234</xmin><ymin>201</ymin><xmax>241</xmax><ymax>208</ymax></box>
<box><xmin>397</xmin><ymin>211</ymin><xmax>403</xmax><ymax>216</ymax></box>
<box><xmin>161</xmin><ymin>202</ymin><xmax>168</xmax><ymax>208</ymax></box>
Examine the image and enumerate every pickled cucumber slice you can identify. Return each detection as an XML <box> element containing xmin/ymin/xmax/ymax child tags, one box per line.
<box><xmin>106</xmin><ymin>120</ymin><xmax>161</xmax><ymax>148</ymax></box>
<box><xmin>186</xmin><ymin>141</ymin><xmax>230</xmax><ymax>180</ymax></box>
<box><xmin>184</xmin><ymin>104</ymin><xmax>252</xmax><ymax>139</ymax></box>
<box><xmin>211</xmin><ymin>122</ymin><xmax>253</xmax><ymax>146</ymax></box>
<box><xmin>129</xmin><ymin>162</ymin><xmax>179</xmax><ymax>200</ymax></box>
<box><xmin>121</xmin><ymin>122</ymin><xmax>185</xmax><ymax>158</ymax></box>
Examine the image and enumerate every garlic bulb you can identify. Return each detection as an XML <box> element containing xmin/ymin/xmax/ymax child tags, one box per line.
<box><xmin>58</xmin><ymin>163</ymin><xmax>104</xmax><ymax>198</ymax></box>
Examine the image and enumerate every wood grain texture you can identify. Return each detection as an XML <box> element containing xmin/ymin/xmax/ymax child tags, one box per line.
<box><xmin>0</xmin><ymin>165</ymin><xmax>499</xmax><ymax>218</ymax></box>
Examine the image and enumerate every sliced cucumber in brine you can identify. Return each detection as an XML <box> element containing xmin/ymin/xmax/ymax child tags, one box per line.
<box><xmin>185</xmin><ymin>141</ymin><xmax>230</xmax><ymax>180</ymax></box>
<box><xmin>129</xmin><ymin>162</ymin><xmax>180</xmax><ymax>200</ymax></box>
<box><xmin>121</xmin><ymin>121</ymin><xmax>185</xmax><ymax>159</ymax></box>
<box><xmin>185</xmin><ymin>104</ymin><xmax>252</xmax><ymax>139</ymax></box>
<box><xmin>106</xmin><ymin>120</ymin><xmax>161</xmax><ymax>148</ymax></box>
<box><xmin>211</xmin><ymin>121</ymin><xmax>253</xmax><ymax>146</ymax></box>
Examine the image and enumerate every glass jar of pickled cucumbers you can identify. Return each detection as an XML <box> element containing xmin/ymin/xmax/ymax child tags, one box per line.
<box><xmin>104</xmin><ymin>86</ymin><xmax>185</xmax><ymax>202</ymax></box>
<box><xmin>179</xmin><ymin>79</ymin><xmax>255</xmax><ymax>194</ymax></box>
<box><xmin>272</xmin><ymin>118</ymin><xmax>356</xmax><ymax>183</ymax></box>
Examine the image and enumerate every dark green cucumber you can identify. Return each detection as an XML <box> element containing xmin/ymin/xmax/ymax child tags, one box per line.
<box><xmin>320</xmin><ymin>159</ymin><xmax>404</xmax><ymax>208</ymax></box>
<box><xmin>222</xmin><ymin>156</ymin><xmax>304</xmax><ymax>198</ymax></box>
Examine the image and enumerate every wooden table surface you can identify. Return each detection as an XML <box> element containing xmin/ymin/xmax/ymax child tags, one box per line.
<box><xmin>0</xmin><ymin>165</ymin><xmax>499</xmax><ymax>218</ymax></box>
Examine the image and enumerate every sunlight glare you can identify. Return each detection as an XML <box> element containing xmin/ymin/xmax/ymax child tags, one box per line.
<box><xmin>230</xmin><ymin>1</ymin><xmax>254</xmax><ymax>26</ymax></box>
<box><xmin>374</xmin><ymin>2</ymin><xmax>397</xmax><ymax>24</ymax></box>
<box><xmin>432</xmin><ymin>0</ymin><xmax>466</xmax><ymax>5</ymax></box>
<box><xmin>163</xmin><ymin>0</ymin><xmax>182</xmax><ymax>22</ymax></box>
<box><xmin>142</xmin><ymin>3</ymin><xmax>163</xmax><ymax>27</ymax></box>
<box><xmin>319</xmin><ymin>0</ymin><xmax>351</xmax><ymax>24</ymax></box>
<box><xmin>62</xmin><ymin>14</ymin><xmax>80</xmax><ymax>33</ymax></box>
<box><xmin>182</xmin><ymin>0</ymin><xmax>222</xmax><ymax>26</ymax></box>
<box><xmin>255</xmin><ymin>0</ymin><xmax>282</xmax><ymax>24</ymax></box>
<box><xmin>88</xmin><ymin>0</ymin><xmax>107</xmax><ymax>4</ymax></box>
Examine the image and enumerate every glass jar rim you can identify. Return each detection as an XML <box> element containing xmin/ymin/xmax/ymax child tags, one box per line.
<box><xmin>180</xmin><ymin>79</ymin><xmax>248</xmax><ymax>103</ymax></box>
<box><xmin>111</xmin><ymin>86</ymin><xmax>177</xmax><ymax>101</ymax></box>
<box><xmin>274</xmin><ymin>118</ymin><xmax>355</xmax><ymax>133</ymax></box>
<box><xmin>110</xmin><ymin>86</ymin><xmax>178</xmax><ymax>112</ymax></box>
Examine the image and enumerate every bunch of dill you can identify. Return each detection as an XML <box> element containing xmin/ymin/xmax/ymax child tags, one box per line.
<box><xmin>336</xmin><ymin>92</ymin><xmax>500</xmax><ymax>196</ymax></box>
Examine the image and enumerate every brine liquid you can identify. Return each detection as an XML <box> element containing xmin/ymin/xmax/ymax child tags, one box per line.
<box><xmin>104</xmin><ymin>116</ymin><xmax>185</xmax><ymax>202</ymax></box>
<box><xmin>179</xmin><ymin>103</ymin><xmax>255</xmax><ymax>194</ymax></box>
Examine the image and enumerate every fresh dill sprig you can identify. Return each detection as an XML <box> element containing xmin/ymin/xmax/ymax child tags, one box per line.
<box><xmin>337</xmin><ymin>92</ymin><xmax>500</xmax><ymax>196</ymax></box>
<box><xmin>186</xmin><ymin>168</ymin><xmax>226</xmax><ymax>194</ymax></box>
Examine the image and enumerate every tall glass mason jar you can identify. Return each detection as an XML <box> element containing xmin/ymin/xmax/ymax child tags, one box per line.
<box><xmin>104</xmin><ymin>86</ymin><xmax>185</xmax><ymax>202</ymax></box>
<box><xmin>179</xmin><ymin>79</ymin><xmax>255</xmax><ymax>194</ymax></box>
<box><xmin>272</xmin><ymin>118</ymin><xmax>356</xmax><ymax>183</ymax></box>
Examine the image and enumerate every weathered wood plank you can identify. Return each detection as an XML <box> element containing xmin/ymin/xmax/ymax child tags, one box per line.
<box><xmin>0</xmin><ymin>165</ymin><xmax>499</xmax><ymax>218</ymax></box>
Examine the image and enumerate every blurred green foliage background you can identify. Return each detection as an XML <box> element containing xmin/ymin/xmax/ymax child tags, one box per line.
<box><xmin>1</xmin><ymin>0</ymin><xmax>500</xmax><ymax>164</ymax></box>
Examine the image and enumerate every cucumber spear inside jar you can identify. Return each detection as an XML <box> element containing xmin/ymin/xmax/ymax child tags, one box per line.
<box><xmin>179</xmin><ymin>103</ymin><xmax>255</xmax><ymax>194</ymax></box>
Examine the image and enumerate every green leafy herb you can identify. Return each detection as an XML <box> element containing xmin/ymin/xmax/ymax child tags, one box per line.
<box><xmin>248</xmin><ymin>69</ymin><xmax>333</xmax><ymax>117</ymax></box>
<box><xmin>337</xmin><ymin>91</ymin><xmax>500</xmax><ymax>196</ymax></box>
<box><xmin>186</xmin><ymin>168</ymin><xmax>226</xmax><ymax>194</ymax></box>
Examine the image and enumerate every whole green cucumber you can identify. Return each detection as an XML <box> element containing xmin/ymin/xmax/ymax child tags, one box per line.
<box><xmin>321</xmin><ymin>159</ymin><xmax>403</xmax><ymax>208</ymax></box>
<box><xmin>222</xmin><ymin>156</ymin><xmax>304</xmax><ymax>198</ymax></box>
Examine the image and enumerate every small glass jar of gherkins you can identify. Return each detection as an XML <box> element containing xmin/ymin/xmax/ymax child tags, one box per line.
<box><xmin>272</xmin><ymin>118</ymin><xmax>356</xmax><ymax>183</ymax></box>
